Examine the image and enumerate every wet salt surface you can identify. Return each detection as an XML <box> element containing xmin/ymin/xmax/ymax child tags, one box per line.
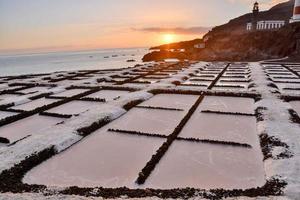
<box><xmin>212</xmin><ymin>86</ymin><xmax>247</xmax><ymax>91</ymax></box>
<box><xmin>109</xmin><ymin>108</ymin><xmax>185</xmax><ymax>136</ymax></box>
<box><xmin>111</xmin><ymin>77</ymin><xmax>129</xmax><ymax>82</ymax></box>
<box><xmin>47</xmin><ymin>100</ymin><xmax>103</xmax><ymax>115</ymax></box>
<box><xmin>290</xmin><ymin>101</ymin><xmax>300</xmax><ymax>115</ymax></box>
<box><xmin>274</xmin><ymin>83</ymin><xmax>300</xmax><ymax>93</ymax></box>
<box><xmin>144</xmin><ymin>140</ymin><xmax>265</xmax><ymax>189</ymax></box>
<box><xmin>18</xmin><ymin>86</ymin><xmax>51</xmax><ymax>94</ymax></box>
<box><xmin>179</xmin><ymin>112</ymin><xmax>258</xmax><ymax>145</ymax></box>
<box><xmin>11</xmin><ymin>98</ymin><xmax>59</xmax><ymax>111</ymax></box>
<box><xmin>272</xmin><ymin>78</ymin><xmax>300</xmax><ymax>82</ymax></box>
<box><xmin>184</xmin><ymin>80</ymin><xmax>211</xmax><ymax>86</ymax></box>
<box><xmin>199</xmin><ymin>96</ymin><xmax>254</xmax><ymax>114</ymax></box>
<box><xmin>0</xmin><ymin>85</ymin><xmax>23</xmax><ymax>91</ymax></box>
<box><xmin>23</xmin><ymin>131</ymin><xmax>164</xmax><ymax>188</ymax></box>
<box><xmin>50</xmin><ymin>89</ymin><xmax>89</xmax><ymax>98</ymax></box>
<box><xmin>0</xmin><ymin>115</ymin><xmax>63</xmax><ymax>143</ymax></box>
<box><xmin>0</xmin><ymin>84</ymin><xmax>8</xmax><ymax>91</ymax></box>
<box><xmin>0</xmin><ymin>111</ymin><xmax>18</xmax><ymax>120</ymax></box>
<box><xmin>85</xmin><ymin>90</ymin><xmax>130</xmax><ymax>101</ymax></box>
<box><xmin>139</xmin><ymin>94</ymin><xmax>198</xmax><ymax>110</ymax></box>
<box><xmin>0</xmin><ymin>94</ymin><xmax>21</xmax><ymax>101</ymax></box>
<box><xmin>136</xmin><ymin>78</ymin><xmax>160</xmax><ymax>83</ymax></box>
<box><xmin>180</xmin><ymin>84</ymin><xmax>208</xmax><ymax>89</ymax></box>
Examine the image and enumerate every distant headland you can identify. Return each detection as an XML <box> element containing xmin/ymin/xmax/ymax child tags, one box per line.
<box><xmin>143</xmin><ymin>0</ymin><xmax>300</xmax><ymax>62</ymax></box>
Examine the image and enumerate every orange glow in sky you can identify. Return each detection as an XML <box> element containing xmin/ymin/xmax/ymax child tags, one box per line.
<box><xmin>162</xmin><ymin>34</ymin><xmax>176</xmax><ymax>44</ymax></box>
<box><xmin>0</xmin><ymin>0</ymin><xmax>286</xmax><ymax>54</ymax></box>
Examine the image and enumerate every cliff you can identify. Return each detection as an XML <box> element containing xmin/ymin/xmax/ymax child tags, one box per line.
<box><xmin>143</xmin><ymin>0</ymin><xmax>299</xmax><ymax>62</ymax></box>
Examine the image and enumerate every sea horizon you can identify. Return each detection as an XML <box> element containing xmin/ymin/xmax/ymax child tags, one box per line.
<box><xmin>0</xmin><ymin>47</ymin><xmax>149</xmax><ymax>76</ymax></box>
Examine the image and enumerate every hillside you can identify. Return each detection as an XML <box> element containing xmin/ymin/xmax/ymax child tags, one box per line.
<box><xmin>144</xmin><ymin>0</ymin><xmax>299</xmax><ymax>62</ymax></box>
<box><xmin>209</xmin><ymin>0</ymin><xmax>294</xmax><ymax>36</ymax></box>
<box><xmin>150</xmin><ymin>39</ymin><xmax>203</xmax><ymax>50</ymax></box>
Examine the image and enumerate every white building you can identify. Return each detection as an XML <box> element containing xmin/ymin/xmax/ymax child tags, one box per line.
<box><xmin>247</xmin><ymin>20</ymin><xmax>285</xmax><ymax>31</ymax></box>
<box><xmin>256</xmin><ymin>20</ymin><xmax>285</xmax><ymax>30</ymax></box>
<box><xmin>246</xmin><ymin>23</ymin><xmax>252</xmax><ymax>31</ymax></box>
<box><xmin>290</xmin><ymin>0</ymin><xmax>300</xmax><ymax>23</ymax></box>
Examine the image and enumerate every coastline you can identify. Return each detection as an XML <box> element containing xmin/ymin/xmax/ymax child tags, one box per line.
<box><xmin>0</xmin><ymin>48</ymin><xmax>148</xmax><ymax>76</ymax></box>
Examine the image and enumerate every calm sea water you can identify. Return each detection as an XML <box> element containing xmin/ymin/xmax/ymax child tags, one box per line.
<box><xmin>0</xmin><ymin>48</ymin><xmax>148</xmax><ymax>76</ymax></box>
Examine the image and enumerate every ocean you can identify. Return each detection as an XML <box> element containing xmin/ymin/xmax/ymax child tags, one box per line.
<box><xmin>0</xmin><ymin>48</ymin><xmax>148</xmax><ymax>76</ymax></box>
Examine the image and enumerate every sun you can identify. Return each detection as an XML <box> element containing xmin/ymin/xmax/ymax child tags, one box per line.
<box><xmin>162</xmin><ymin>34</ymin><xmax>175</xmax><ymax>44</ymax></box>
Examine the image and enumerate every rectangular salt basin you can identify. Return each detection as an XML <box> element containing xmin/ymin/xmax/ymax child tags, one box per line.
<box><xmin>194</xmin><ymin>74</ymin><xmax>217</xmax><ymax>78</ymax></box>
<box><xmin>19</xmin><ymin>86</ymin><xmax>50</xmax><ymax>94</ymax></box>
<box><xmin>139</xmin><ymin>94</ymin><xmax>198</xmax><ymax>110</ymax></box>
<box><xmin>0</xmin><ymin>84</ymin><xmax>8</xmax><ymax>91</ymax></box>
<box><xmin>11</xmin><ymin>98</ymin><xmax>58</xmax><ymax>111</ymax></box>
<box><xmin>0</xmin><ymin>115</ymin><xmax>63</xmax><ymax>143</ymax></box>
<box><xmin>199</xmin><ymin>96</ymin><xmax>255</xmax><ymax>114</ymax></box>
<box><xmin>269</xmin><ymin>74</ymin><xmax>297</xmax><ymax>78</ymax></box>
<box><xmin>179</xmin><ymin>84</ymin><xmax>208</xmax><ymax>90</ymax></box>
<box><xmin>282</xmin><ymin>90</ymin><xmax>300</xmax><ymax>95</ymax></box>
<box><xmin>275</xmin><ymin>83</ymin><xmax>298</xmax><ymax>90</ymax></box>
<box><xmin>191</xmin><ymin>77</ymin><xmax>215</xmax><ymax>81</ymax></box>
<box><xmin>219</xmin><ymin>77</ymin><xmax>249</xmax><ymax>81</ymax></box>
<box><xmin>144</xmin><ymin>140</ymin><xmax>265</xmax><ymax>189</ymax></box>
<box><xmin>136</xmin><ymin>78</ymin><xmax>160</xmax><ymax>83</ymax></box>
<box><xmin>111</xmin><ymin>77</ymin><xmax>129</xmax><ymax>82</ymax></box>
<box><xmin>23</xmin><ymin>132</ymin><xmax>164</xmax><ymax>188</ymax></box>
<box><xmin>216</xmin><ymin>82</ymin><xmax>248</xmax><ymax>88</ymax></box>
<box><xmin>0</xmin><ymin>111</ymin><xmax>18</xmax><ymax>120</ymax></box>
<box><xmin>290</xmin><ymin>101</ymin><xmax>300</xmax><ymax>115</ymax></box>
<box><xmin>110</xmin><ymin>108</ymin><xmax>185</xmax><ymax>136</ymax></box>
<box><xmin>47</xmin><ymin>100</ymin><xmax>103</xmax><ymax>115</ymax></box>
<box><xmin>272</xmin><ymin>78</ymin><xmax>300</xmax><ymax>83</ymax></box>
<box><xmin>0</xmin><ymin>94</ymin><xmax>21</xmax><ymax>101</ymax></box>
<box><xmin>212</xmin><ymin>86</ymin><xmax>247</xmax><ymax>91</ymax></box>
<box><xmin>179</xmin><ymin>112</ymin><xmax>258</xmax><ymax>146</ymax></box>
<box><xmin>51</xmin><ymin>89</ymin><xmax>89</xmax><ymax>97</ymax></box>
<box><xmin>85</xmin><ymin>90</ymin><xmax>130</xmax><ymax>101</ymax></box>
<box><xmin>183</xmin><ymin>81</ymin><xmax>210</xmax><ymax>87</ymax></box>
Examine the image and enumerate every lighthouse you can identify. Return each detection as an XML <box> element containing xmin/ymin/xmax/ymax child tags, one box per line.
<box><xmin>290</xmin><ymin>0</ymin><xmax>300</xmax><ymax>23</ymax></box>
<box><xmin>252</xmin><ymin>1</ymin><xmax>259</xmax><ymax>30</ymax></box>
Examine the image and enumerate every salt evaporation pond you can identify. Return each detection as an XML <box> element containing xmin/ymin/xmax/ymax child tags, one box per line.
<box><xmin>12</xmin><ymin>98</ymin><xmax>58</xmax><ymax>111</ymax></box>
<box><xmin>179</xmin><ymin>112</ymin><xmax>258</xmax><ymax>145</ymax></box>
<box><xmin>23</xmin><ymin>131</ymin><xmax>164</xmax><ymax>188</ymax></box>
<box><xmin>109</xmin><ymin>108</ymin><xmax>185</xmax><ymax>136</ymax></box>
<box><xmin>19</xmin><ymin>86</ymin><xmax>51</xmax><ymax>94</ymax></box>
<box><xmin>139</xmin><ymin>94</ymin><xmax>198</xmax><ymax>110</ymax></box>
<box><xmin>85</xmin><ymin>90</ymin><xmax>130</xmax><ymax>101</ymax></box>
<box><xmin>50</xmin><ymin>89</ymin><xmax>88</xmax><ymax>98</ymax></box>
<box><xmin>199</xmin><ymin>96</ymin><xmax>255</xmax><ymax>114</ymax></box>
<box><xmin>0</xmin><ymin>94</ymin><xmax>20</xmax><ymax>100</ymax></box>
<box><xmin>184</xmin><ymin>80</ymin><xmax>211</xmax><ymax>87</ymax></box>
<box><xmin>144</xmin><ymin>140</ymin><xmax>265</xmax><ymax>189</ymax></box>
<box><xmin>46</xmin><ymin>100</ymin><xmax>103</xmax><ymax>115</ymax></box>
<box><xmin>272</xmin><ymin>78</ymin><xmax>300</xmax><ymax>83</ymax></box>
<box><xmin>0</xmin><ymin>111</ymin><xmax>18</xmax><ymax>120</ymax></box>
<box><xmin>212</xmin><ymin>85</ymin><xmax>247</xmax><ymax>91</ymax></box>
<box><xmin>0</xmin><ymin>115</ymin><xmax>63</xmax><ymax>143</ymax></box>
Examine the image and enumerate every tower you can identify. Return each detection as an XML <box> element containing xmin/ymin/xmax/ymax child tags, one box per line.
<box><xmin>252</xmin><ymin>2</ymin><xmax>259</xmax><ymax>30</ymax></box>
<box><xmin>290</xmin><ymin>0</ymin><xmax>300</xmax><ymax>23</ymax></box>
<box><xmin>253</xmin><ymin>1</ymin><xmax>259</xmax><ymax>15</ymax></box>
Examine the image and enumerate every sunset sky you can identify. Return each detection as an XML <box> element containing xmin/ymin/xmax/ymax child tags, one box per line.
<box><xmin>0</xmin><ymin>0</ymin><xmax>287</xmax><ymax>53</ymax></box>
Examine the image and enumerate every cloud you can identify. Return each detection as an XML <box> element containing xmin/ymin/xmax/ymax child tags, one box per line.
<box><xmin>132</xmin><ymin>26</ymin><xmax>212</xmax><ymax>35</ymax></box>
